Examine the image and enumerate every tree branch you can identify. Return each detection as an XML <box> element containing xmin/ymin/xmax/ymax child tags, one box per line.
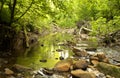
<box><xmin>15</xmin><ymin>0</ymin><xmax>34</xmax><ymax>22</ymax></box>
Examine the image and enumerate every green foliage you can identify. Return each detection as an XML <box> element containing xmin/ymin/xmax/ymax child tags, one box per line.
<box><xmin>0</xmin><ymin>0</ymin><xmax>120</xmax><ymax>34</ymax></box>
<box><xmin>0</xmin><ymin>6</ymin><xmax>10</xmax><ymax>23</ymax></box>
<box><xmin>91</xmin><ymin>16</ymin><xmax>120</xmax><ymax>36</ymax></box>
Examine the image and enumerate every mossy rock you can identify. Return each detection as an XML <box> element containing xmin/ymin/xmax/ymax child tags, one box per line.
<box><xmin>96</xmin><ymin>62</ymin><xmax>120</xmax><ymax>78</ymax></box>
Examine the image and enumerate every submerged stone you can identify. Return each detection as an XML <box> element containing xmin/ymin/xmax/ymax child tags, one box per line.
<box><xmin>40</xmin><ymin>59</ymin><xmax>47</xmax><ymax>63</ymax></box>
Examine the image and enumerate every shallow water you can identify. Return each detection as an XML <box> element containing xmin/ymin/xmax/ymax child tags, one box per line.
<box><xmin>16</xmin><ymin>33</ymin><xmax>74</xmax><ymax>69</ymax></box>
<box><xmin>16</xmin><ymin>32</ymin><xmax>120</xmax><ymax>69</ymax></box>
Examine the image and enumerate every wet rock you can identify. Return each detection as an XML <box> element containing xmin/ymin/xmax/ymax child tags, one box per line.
<box><xmin>113</xmin><ymin>59</ymin><xmax>120</xmax><ymax>63</ymax></box>
<box><xmin>90</xmin><ymin>52</ymin><xmax>109</xmax><ymax>63</ymax></box>
<box><xmin>40</xmin><ymin>59</ymin><xmax>47</xmax><ymax>62</ymax></box>
<box><xmin>42</xmin><ymin>68</ymin><xmax>54</xmax><ymax>75</ymax></box>
<box><xmin>71</xmin><ymin>69</ymin><xmax>96</xmax><ymax>78</ymax></box>
<box><xmin>35</xmin><ymin>68</ymin><xmax>46</xmax><ymax>76</ymax></box>
<box><xmin>54</xmin><ymin>59</ymin><xmax>73</xmax><ymax>72</ymax></box>
<box><xmin>6</xmin><ymin>76</ymin><xmax>16</xmax><ymax>78</ymax></box>
<box><xmin>106</xmin><ymin>75</ymin><xmax>114</xmax><ymax>78</ymax></box>
<box><xmin>59</xmin><ymin>56</ymin><xmax>64</xmax><ymax>60</ymax></box>
<box><xmin>51</xmin><ymin>74</ymin><xmax>66</xmax><ymax>78</ymax></box>
<box><xmin>90</xmin><ymin>56</ymin><xmax>99</xmax><ymax>61</ymax></box>
<box><xmin>91</xmin><ymin>60</ymin><xmax>99</xmax><ymax>66</ymax></box>
<box><xmin>12</xmin><ymin>64</ymin><xmax>32</xmax><ymax>72</ymax></box>
<box><xmin>4</xmin><ymin>68</ymin><xmax>14</xmax><ymax>75</ymax></box>
<box><xmin>74</xmin><ymin>59</ymin><xmax>88</xmax><ymax>70</ymax></box>
<box><xmin>66</xmin><ymin>41</ymin><xmax>76</xmax><ymax>46</ymax></box>
<box><xmin>56</xmin><ymin>49</ymin><xmax>63</xmax><ymax>52</ymax></box>
<box><xmin>102</xmin><ymin>58</ymin><xmax>109</xmax><ymax>63</ymax></box>
<box><xmin>87</xmin><ymin>68</ymin><xmax>106</xmax><ymax>78</ymax></box>
<box><xmin>72</xmin><ymin>47</ymin><xmax>88</xmax><ymax>57</ymax></box>
<box><xmin>116</xmin><ymin>63</ymin><xmax>120</xmax><ymax>67</ymax></box>
<box><xmin>74</xmin><ymin>51</ymin><xmax>88</xmax><ymax>57</ymax></box>
<box><xmin>80</xmin><ymin>34</ymin><xmax>89</xmax><ymax>40</ymax></box>
<box><xmin>96</xmin><ymin>62</ymin><xmax>120</xmax><ymax>78</ymax></box>
<box><xmin>72</xmin><ymin>47</ymin><xmax>82</xmax><ymax>52</ymax></box>
<box><xmin>58</xmin><ymin>42</ymin><xmax>66</xmax><ymax>46</ymax></box>
<box><xmin>76</xmin><ymin>43</ymin><xmax>89</xmax><ymax>47</ymax></box>
<box><xmin>97</xmin><ymin>52</ymin><xmax>106</xmax><ymax>61</ymax></box>
<box><xmin>17</xmin><ymin>73</ymin><xmax>24</xmax><ymax>78</ymax></box>
<box><xmin>85</xmin><ymin>47</ymin><xmax>97</xmax><ymax>51</ymax></box>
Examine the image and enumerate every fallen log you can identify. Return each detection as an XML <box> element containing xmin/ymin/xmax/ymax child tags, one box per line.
<box><xmin>96</xmin><ymin>62</ymin><xmax>120</xmax><ymax>78</ymax></box>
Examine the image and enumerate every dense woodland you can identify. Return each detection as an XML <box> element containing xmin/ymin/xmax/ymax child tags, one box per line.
<box><xmin>0</xmin><ymin>0</ymin><xmax>120</xmax><ymax>78</ymax></box>
<box><xmin>0</xmin><ymin>0</ymin><xmax>120</xmax><ymax>51</ymax></box>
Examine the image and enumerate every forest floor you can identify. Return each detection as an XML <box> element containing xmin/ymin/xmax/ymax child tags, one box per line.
<box><xmin>0</xmin><ymin>27</ymin><xmax>120</xmax><ymax>78</ymax></box>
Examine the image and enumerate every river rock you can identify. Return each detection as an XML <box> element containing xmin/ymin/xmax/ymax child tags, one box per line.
<box><xmin>75</xmin><ymin>51</ymin><xmax>88</xmax><ymax>57</ymax></box>
<box><xmin>5</xmin><ymin>68</ymin><xmax>14</xmax><ymax>75</ymax></box>
<box><xmin>90</xmin><ymin>56</ymin><xmax>99</xmax><ymax>61</ymax></box>
<box><xmin>13</xmin><ymin>64</ymin><xmax>32</xmax><ymax>72</ymax></box>
<box><xmin>42</xmin><ymin>68</ymin><xmax>54</xmax><ymax>75</ymax></box>
<box><xmin>91</xmin><ymin>60</ymin><xmax>99</xmax><ymax>66</ymax></box>
<box><xmin>66</xmin><ymin>41</ymin><xmax>76</xmax><ymax>46</ymax></box>
<box><xmin>97</xmin><ymin>52</ymin><xmax>106</xmax><ymax>61</ymax></box>
<box><xmin>102</xmin><ymin>58</ymin><xmax>109</xmax><ymax>63</ymax></box>
<box><xmin>74</xmin><ymin>59</ymin><xmax>88</xmax><ymax>70</ymax></box>
<box><xmin>80</xmin><ymin>34</ymin><xmax>89</xmax><ymax>40</ymax></box>
<box><xmin>85</xmin><ymin>47</ymin><xmax>97</xmax><ymax>51</ymax></box>
<box><xmin>90</xmin><ymin>52</ymin><xmax>109</xmax><ymax>63</ymax></box>
<box><xmin>71</xmin><ymin>69</ymin><xmax>96</xmax><ymax>78</ymax></box>
<box><xmin>72</xmin><ymin>47</ymin><xmax>82</xmax><ymax>52</ymax></box>
<box><xmin>116</xmin><ymin>63</ymin><xmax>120</xmax><ymax>67</ymax></box>
<box><xmin>72</xmin><ymin>47</ymin><xmax>88</xmax><ymax>57</ymax></box>
<box><xmin>54</xmin><ymin>59</ymin><xmax>73</xmax><ymax>72</ymax></box>
<box><xmin>87</xmin><ymin>68</ymin><xmax>106</xmax><ymax>78</ymax></box>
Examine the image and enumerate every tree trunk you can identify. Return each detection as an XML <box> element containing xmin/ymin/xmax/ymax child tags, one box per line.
<box><xmin>0</xmin><ymin>0</ymin><xmax>5</xmax><ymax>20</ymax></box>
<box><xmin>9</xmin><ymin>0</ymin><xmax>17</xmax><ymax>26</ymax></box>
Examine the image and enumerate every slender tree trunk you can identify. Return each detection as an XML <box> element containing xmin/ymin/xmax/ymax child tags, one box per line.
<box><xmin>0</xmin><ymin>0</ymin><xmax>5</xmax><ymax>20</ymax></box>
<box><xmin>9</xmin><ymin>0</ymin><xmax>17</xmax><ymax>26</ymax></box>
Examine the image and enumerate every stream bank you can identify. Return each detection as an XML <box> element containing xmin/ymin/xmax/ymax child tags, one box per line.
<box><xmin>0</xmin><ymin>28</ymin><xmax>120</xmax><ymax>78</ymax></box>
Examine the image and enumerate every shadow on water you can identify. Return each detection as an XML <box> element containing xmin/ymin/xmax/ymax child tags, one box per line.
<box><xmin>16</xmin><ymin>32</ymin><xmax>73</xmax><ymax>69</ymax></box>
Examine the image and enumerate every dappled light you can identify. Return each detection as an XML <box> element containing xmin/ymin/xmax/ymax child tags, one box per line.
<box><xmin>0</xmin><ymin>0</ymin><xmax>120</xmax><ymax>78</ymax></box>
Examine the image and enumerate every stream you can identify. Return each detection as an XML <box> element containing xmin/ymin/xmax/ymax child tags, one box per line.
<box><xmin>1</xmin><ymin>32</ymin><xmax>120</xmax><ymax>78</ymax></box>
<box><xmin>16</xmin><ymin>32</ymin><xmax>74</xmax><ymax>69</ymax></box>
<box><xmin>16</xmin><ymin>32</ymin><xmax>120</xmax><ymax>70</ymax></box>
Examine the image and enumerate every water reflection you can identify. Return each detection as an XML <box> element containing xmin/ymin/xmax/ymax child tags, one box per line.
<box><xmin>16</xmin><ymin>33</ymin><xmax>73</xmax><ymax>69</ymax></box>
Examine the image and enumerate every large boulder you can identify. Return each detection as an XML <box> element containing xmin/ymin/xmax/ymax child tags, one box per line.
<box><xmin>74</xmin><ymin>59</ymin><xmax>88</xmax><ymax>70</ymax></box>
<box><xmin>54</xmin><ymin>59</ymin><xmax>73</xmax><ymax>72</ymax></box>
<box><xmin>71</xmin><ymin>69</ymin><xmax>96</xmax><ymax>78</ymax></box>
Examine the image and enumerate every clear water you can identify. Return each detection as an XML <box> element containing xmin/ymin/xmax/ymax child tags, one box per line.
<box><xmin>16</xmin><ymin>32</ymin><xmax>74</xmax><ymax>69</ymax></box>
<box><xmin>15</xmin><ymin>32</ymin><xmax>120</xmax><ymax>69</ymax></box>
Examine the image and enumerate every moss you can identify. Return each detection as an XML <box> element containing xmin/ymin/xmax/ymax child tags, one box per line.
<box><xmin>96</xmin><ymin>62</ymin><xmax>120</xmax><ymax>78</ymax></box>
